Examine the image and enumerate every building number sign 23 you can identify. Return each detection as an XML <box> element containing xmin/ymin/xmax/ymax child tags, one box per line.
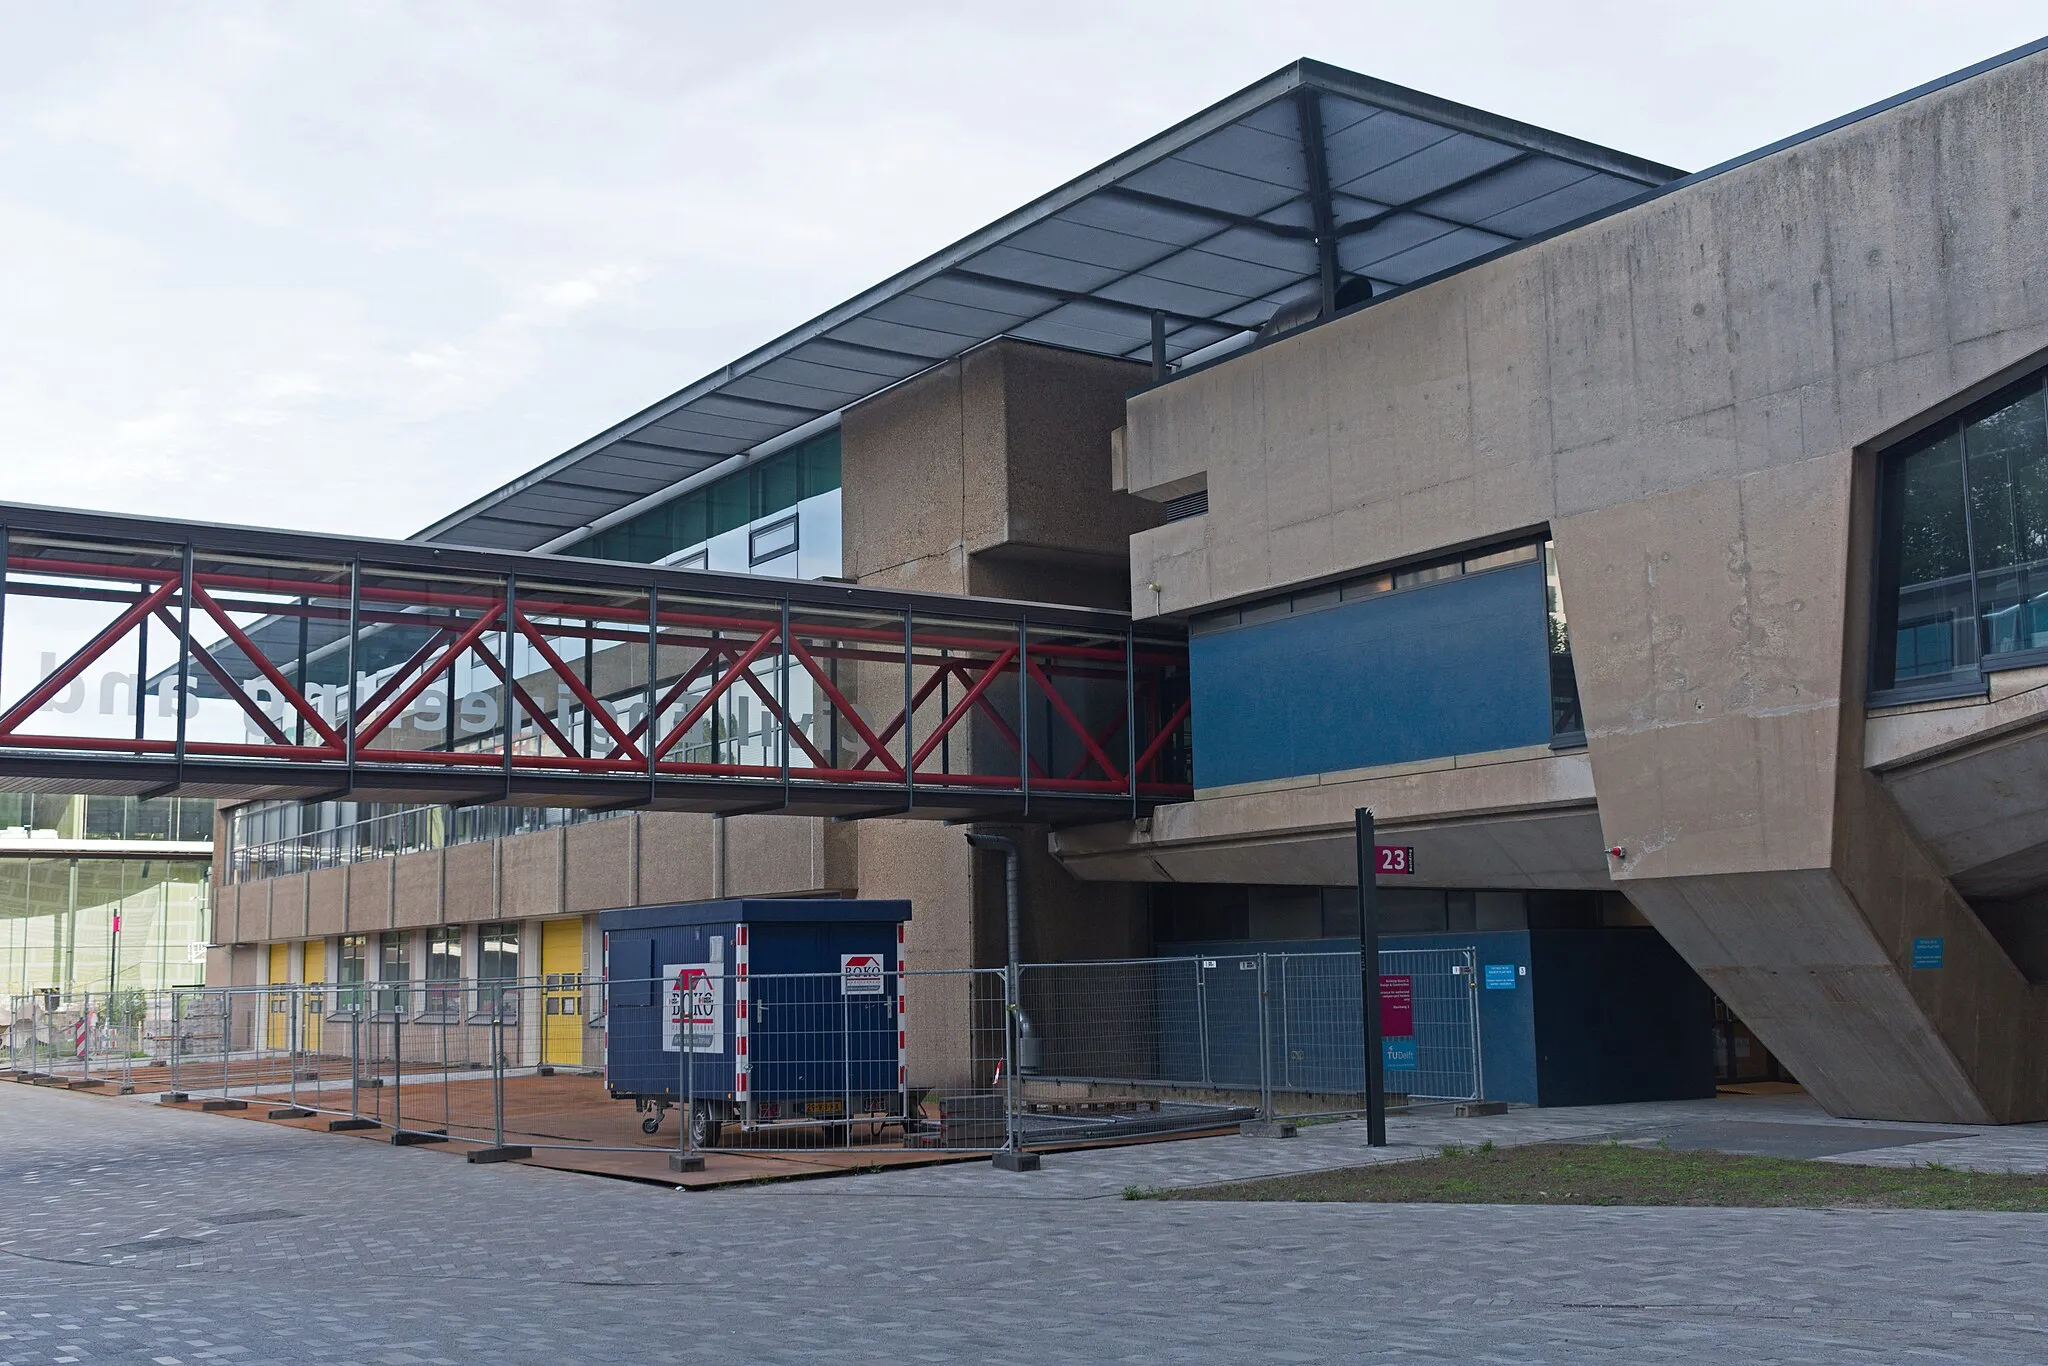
<box><xmin>1375</xmin><ymin>845</ymin><xmax>1416</xmax><ymax>875</ymax></box>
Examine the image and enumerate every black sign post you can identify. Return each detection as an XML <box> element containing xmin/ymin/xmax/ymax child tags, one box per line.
<box><xmin>1355</xmin><ymin>807</ymin><xmax>1387</xmax><ymax>1147</ymax></box>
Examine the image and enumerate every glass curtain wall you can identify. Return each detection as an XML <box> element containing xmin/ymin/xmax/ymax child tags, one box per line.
<box><xmin>1874</xmin><ymin>370</ymin><xmax>2048</xmax><ymax>695</ymax></box>
<box><xmin>0</xmin><ymin>858</ymin><xmax>210</xmax><ymax>995</ymax></box>
<box><xmin>563</xmin><ymin>428</ymin><xmax>842</xmax><ymax>576</ymax></box>
<box><xmin>0</xmin><ymin>794</ymin><xmax>212</xmax><ymax>842</ymax></box>
<box><xmin>1</xmin><ymin>795</ymin><xmax>215</xmax><ymax>995</ymax></box>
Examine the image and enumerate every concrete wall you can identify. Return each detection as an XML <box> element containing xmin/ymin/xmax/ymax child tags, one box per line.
<box><xmin>843</xmin><ymin>337</ymin><xmax>1159</xmax><ymax>603</ymax></box>
<box><xmin>1113</xmin><ymin>50</ymin><xmax>2048</xmax><ymax>1122</ymax></box>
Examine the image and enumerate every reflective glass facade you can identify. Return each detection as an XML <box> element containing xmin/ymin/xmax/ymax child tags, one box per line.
<box><xmin>0</xmin><ymin>858</ymin><xmax>210</xmax><ymax>996</ymax></box>
<box><xmin>1874</xmin><ymin>370</ymin><xmax>2048</xmax><ymax>696</ymax></box>
<box><xmin>0</xmin><ymin>795</ymin><xmax>214</xmax><ymax>996</ymax></box>
<box><xmin>562</xmin><ymin>429</ymin><xmax>842</xmax><ymax>576</ymax></box>
<box><xmin>0</xmin><ymin>793</ymin><xmax>212</xmax><ymax>843</ymax></box>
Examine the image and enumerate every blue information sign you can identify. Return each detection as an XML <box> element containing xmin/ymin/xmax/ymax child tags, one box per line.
<box><xmin>1484</xmin><ymin>963</ymin><xmax>1518</xmax><ymax>990</ymax></box>
<box><xmin>1383</xmin><ymin>1037</ymin><xmax>1417</xmax><ymax>1070</ymax></box>
<box><xmin>1912</xmin><ymin>937</ymin><xmax>1944</xmax><ymax>970</ymax></box>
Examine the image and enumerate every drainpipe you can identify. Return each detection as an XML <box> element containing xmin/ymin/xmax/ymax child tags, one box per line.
<box><xmin>964</xmin><ymin>833</ymin><xmax>1040</xmax><ymax>1074</ymax></box>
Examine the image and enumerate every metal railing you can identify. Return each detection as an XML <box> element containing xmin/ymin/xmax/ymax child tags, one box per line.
<box><xmin>227</xmin><ymin>803</ymin><xmax>628</xmax><ymax>881</ymax></box>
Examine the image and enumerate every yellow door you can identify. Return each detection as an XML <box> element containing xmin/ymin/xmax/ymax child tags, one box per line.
<box><xmin>266</xmin><ymin>944</ymin><xmax>291</xmax><ymax>1050</ymax></box>
<box><xmin>300</xmin><ymin>941</ymin><xmax>326</xmax><ymax>1057</ymax></box>
<box><xmin>540</xmin><ymin>919</ymin><xmax>583</xmax><ymax>1066</ymax></box>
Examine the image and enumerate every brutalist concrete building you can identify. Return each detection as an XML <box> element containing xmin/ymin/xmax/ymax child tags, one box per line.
<box><xmin>209</xmin><ymin>40</ymin><xmax>2048</xmax><ymax>1123</ymax></box>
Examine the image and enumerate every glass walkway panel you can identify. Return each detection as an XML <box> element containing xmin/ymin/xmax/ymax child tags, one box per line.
<box><xmin>0</xmin><ymin>503</ymin><xmax>1191</xmax><ymax>821</ymax></box>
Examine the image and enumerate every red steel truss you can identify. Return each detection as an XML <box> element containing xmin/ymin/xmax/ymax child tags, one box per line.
<box><xmin>0</xmin><ymin>504</ymin><xmax>1192</xmax><ymax>819</ymax></box>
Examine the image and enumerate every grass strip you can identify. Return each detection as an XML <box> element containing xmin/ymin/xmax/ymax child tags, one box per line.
<box><xmin>1145</xmin><ymin>1141</ymin><xmax>2048</xmax><ymax>1211</ymax></box>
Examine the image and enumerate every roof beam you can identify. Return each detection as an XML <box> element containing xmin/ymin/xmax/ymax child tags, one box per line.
<box><xmin>1295</xmin><ymin>89</ymin><xmax>1339</xmax><ymax>317</ymax></box>
<box><xmin>1092</xmin><ymin>183</ymin><xmax>1312</xmax><ymax>241</ymax></box>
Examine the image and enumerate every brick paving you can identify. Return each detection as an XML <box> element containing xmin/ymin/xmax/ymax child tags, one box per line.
<box><xmin>2</xmin><ymin>1082</ymin><xmax>2046</xmax><ymax>1364</ymax></box>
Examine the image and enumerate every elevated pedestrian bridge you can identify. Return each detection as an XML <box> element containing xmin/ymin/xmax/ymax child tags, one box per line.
<box><xmin>0</xmin><ymin>503</ymin><xmax>1190</xmax><ymax>822</ymax></box>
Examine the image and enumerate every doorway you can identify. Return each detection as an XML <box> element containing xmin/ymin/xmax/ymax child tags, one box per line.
<box><xmin>540</xmin><ymin>919</ymin><xmax>584</xmax><ymax>1066</ymax></box>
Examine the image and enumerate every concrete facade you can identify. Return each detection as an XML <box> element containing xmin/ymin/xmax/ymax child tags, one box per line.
<box><xmin>1106</xmin><ymin>52</ymin><xmax>2048</xmax><ymax>1122</ymax></box>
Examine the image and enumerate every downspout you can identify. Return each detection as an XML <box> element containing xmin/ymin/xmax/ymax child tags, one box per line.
<box><xmin>964</xmin><ymin>832</ymin><xmax>1040</xmax><ymax>1074</ymax></box>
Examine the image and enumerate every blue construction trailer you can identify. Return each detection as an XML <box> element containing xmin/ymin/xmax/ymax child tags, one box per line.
<box><xmin>600</xmin><ymin>899</ymin><xmax>911</xmax><ymax>1147</ymax></box>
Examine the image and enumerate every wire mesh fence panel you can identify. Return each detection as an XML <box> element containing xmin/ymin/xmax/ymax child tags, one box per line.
<box><xmin>488</xmin><ymin>979</ymin><xmax>649</xmax><ymax>1157</ymax></box>
<box><xmin>56</xmin><ymin>951</ymin><xmax>1481</xmax><ymax>1160</ymax></box>
<box><xmin>1018</xmin><ymin>949</ymin><xmax>1483</xmax><ymax>1122</ymax></box>
<box><xmin>593</xmin><ymin>967</ymin><xmax>1011</xmax><ymax>1156</ymax></box>
<box><xmin>1267</xmin><ymin>948</ymin><xmax>1482</xmax><ymax>1116</ymax></box>
<box><xmin>1016</xmin><ymin>957</ymin><xmax>1210</xmax><ymax>1087</ymax></box>
<box><xmin>1382</xmin><ymin>946</ymin><xmax>1482</xmax><ymax>1104</ymax></box>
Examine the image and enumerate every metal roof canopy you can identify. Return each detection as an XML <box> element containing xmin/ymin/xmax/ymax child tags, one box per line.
<box><xmin>422</xmin><ymin>58</ymin><xmax>1682</xmax><ymax>552</ymax></box>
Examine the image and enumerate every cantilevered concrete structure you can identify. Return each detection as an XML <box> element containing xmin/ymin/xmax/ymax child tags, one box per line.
<box><xmin>1066</xmin><ymin>40</ymin><xmax>2048</xmax><ymax>1122</ymax></box>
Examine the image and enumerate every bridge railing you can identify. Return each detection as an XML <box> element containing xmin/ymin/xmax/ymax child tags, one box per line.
<box><xmin>0</xmin><ymin>504</ymin><xmax>1191</xmax><ymax>817</ymax></box>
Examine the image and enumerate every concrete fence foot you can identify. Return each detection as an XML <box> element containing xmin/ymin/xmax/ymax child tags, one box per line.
<box><xmin>1239</xmin><ymin>1119</ymin><xmax>1298</xmax><ymax>1139</ymax></box>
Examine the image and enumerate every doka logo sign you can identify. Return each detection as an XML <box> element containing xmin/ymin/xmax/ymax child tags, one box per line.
<box><xmin>840</xmin><ymin>953</ymin><xmax>885</xmax><ymax>996</ymax></box>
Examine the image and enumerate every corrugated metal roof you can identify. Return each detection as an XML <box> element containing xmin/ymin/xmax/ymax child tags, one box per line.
<box><xmin>420</xmin><ymin>58</ymin><xmax>1682</xmax><ymax>551</ymax></box>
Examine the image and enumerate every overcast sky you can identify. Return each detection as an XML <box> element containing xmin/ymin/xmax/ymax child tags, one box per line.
<box><xmin>2</xmin><ymin>2</ymin><xmax>2041</xmax><ymax>541</ymax></box>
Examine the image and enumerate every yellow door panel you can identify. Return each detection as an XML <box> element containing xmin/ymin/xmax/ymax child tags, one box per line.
<box><xmin>540</xmin><ymin>919</ymin><xmax>583</xmax><ymax>1067</ymax></box>
<box><xmin>266</xmin><ymin>944</ymin><xmax>291</xmax><ymax>1050</ymax></box>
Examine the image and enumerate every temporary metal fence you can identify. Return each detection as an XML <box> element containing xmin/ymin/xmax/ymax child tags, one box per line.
<box><xmin>1017</xmin><ymin>947</ymin><xmax>1483</xmax><ymax>1119</ymax></box>
<box><xmin>6</xmin><ymin>948</ymin><xmax>1481</xmax><ymax>1155</ymax></box>
<box><xmin>5</xmin><ymin>970</ymin><xmax>1169</xmax><ymax>1159</ymax></box>
<box><xmin>1</xmin><ymin>987</ymin><xmax>195</xmax><ymax>1094</ymax></box>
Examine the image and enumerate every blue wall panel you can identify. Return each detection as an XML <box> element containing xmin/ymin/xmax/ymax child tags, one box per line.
<box><xmin>1189</xmin><ymin>561</ymin><xmax>1551</xmax><ymax>788</ymax></box>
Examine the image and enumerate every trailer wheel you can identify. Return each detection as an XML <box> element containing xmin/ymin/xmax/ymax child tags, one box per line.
<box><xmin>689</xmin><ymin>1103</ymin><xmax>719</xmax><ymax>1150</ymax></box>
<box><xmin>640</xmin><ymin>1114</ymin><xmax>662</xmax><ymax>1135</ymax></box>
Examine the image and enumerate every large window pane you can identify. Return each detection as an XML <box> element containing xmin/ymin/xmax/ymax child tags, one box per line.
<box><xmin>1881</xmin><ymin>429</ymin><xmax>1977</xmax><ymax>686</ymax></box>
<box><xmin>376</xmin><ymin>930</ymin><xmax>409</xmax><ymax>1015</ymax></box>
<box><xmin>337</xmin><ymin>934</ymin><xmax>366</xmax><ymax>1013</ymax></box>
<box><xmin>478</xmin><ymin>921</ymin><xmax>519</xmax><ymax>1017</ymax></box>
<box><xmin>426</xmin><ymin>926</ymin><xmax>461</xmax><ymax>1014</ymax></box>
<box><xmin>1876</xmin><ymin>374</ymin><xmax>2048</xmax><ymax>694</ymax></box>
<box><xmin>1966</xmin><ymin>386</ymin><xmax>2048</xmax><ymax>658</ymax></box>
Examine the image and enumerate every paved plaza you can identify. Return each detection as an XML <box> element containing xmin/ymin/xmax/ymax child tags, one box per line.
<box><xmin>2</xmin><ymin>1083</ymin><xmax>2046</xmax><ymax>1364</ymax></box>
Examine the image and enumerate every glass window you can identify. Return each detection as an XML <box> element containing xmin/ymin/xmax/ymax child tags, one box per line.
<box><xmin>749</xmin><ymin>513</ymin><xmax>799</xmax><ymax>565</ymax></box>
<box><xmin>753</xmin><ymin>448</ymin><xmax>806</xmax><ymax>520</ymax></box>
<box><xmin>337</xmin><ymin>934</ymin><xmax>367</xmax><ymax>1013</ymax></box>
<box><xmin>478</xmin><ymin>921</ymin><xmax>519</xmax><ymax>1016</ymax></box>
<box><xmin>1544</xmin><ymin>541</ymin><xmax>1584</xmax><ymax>740</ymax></box>
<box><xmin>426</xmin><ymin>926</ymin><xmax>462</xmax><ymax>1014</ymax></box>
<box><xmin>1875</xmin><ymin>374</ymin><xmax>2048</xmax><ymax>693</ymax></box>
<box><xmin>376</xmin><ymin>930</ymin><xmax>409</xmax><ymax>1015</ymax></box>
<box><xmin>559</xmin><ymin>429</ymin><xmax>843</xmax><ymax>568</ymax></box>
<box><xmin>1464</xmin><ymin>543</ymin><xmax>1540</xmax><ymax>574</ymax></box>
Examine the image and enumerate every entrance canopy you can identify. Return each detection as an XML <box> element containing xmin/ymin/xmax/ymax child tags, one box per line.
<box><xmin>423</xmin><ymin>59</ymin><xmax>1681</xmax><ymax>552</ymax></box>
